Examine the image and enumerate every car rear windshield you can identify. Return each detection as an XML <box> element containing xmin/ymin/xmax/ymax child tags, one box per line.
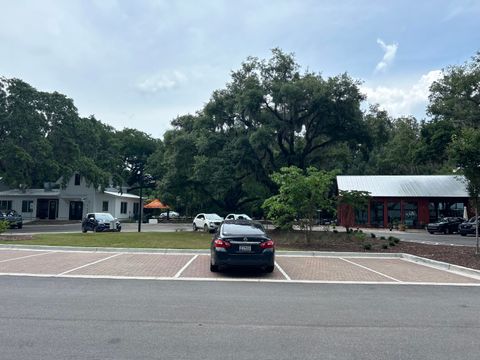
<box><xmin>221</xmin><ymin>223</ymin><xmax>266</xmax><ymax>236</ymax></box>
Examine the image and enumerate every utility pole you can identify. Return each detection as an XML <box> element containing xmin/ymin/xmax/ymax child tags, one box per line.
<box><xmin>137</xmin><ymin>167</ymin><xmax>144</xmax><ymax>233</ymax></box>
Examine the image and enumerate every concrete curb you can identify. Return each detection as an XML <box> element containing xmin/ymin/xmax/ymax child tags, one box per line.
<box><xmin>1</xmin><ymin>243</ymin><xmax>479</xmax><ymax>280</ymax></box>
<box><xmin>401</xmin><ymin>253</ymin><xmax>480</xmax><ymax>280</ymax></box>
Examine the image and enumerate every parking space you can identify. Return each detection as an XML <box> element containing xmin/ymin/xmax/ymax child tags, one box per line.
<box><xmin>0</xmin><ymin>248</ymin><xmax>479</xmax><ymax>285</ymax></box>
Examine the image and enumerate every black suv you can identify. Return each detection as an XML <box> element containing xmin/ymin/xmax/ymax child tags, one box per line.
<box><xmin>0</xmin><ymin>210</ymin><xmax>23</xmax><ymax>229</ymax></box>
<box><xmin>426</xmin><ymin>217</ymin><xmax>464</xmax><ymax>234</ymax></box>
<box><xmin>81</xmin><ymin>213</ymin><xmax>121</xmax><ymax>232</ymax></box>
<box><xmin>210</xmin><ymin>220</ymin><xmax>274</xmax><ymax>273</ymax></box>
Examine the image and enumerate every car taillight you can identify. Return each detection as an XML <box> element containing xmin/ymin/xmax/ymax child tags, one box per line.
<box><xmin>214</xmin><ymin>239</ymin><xmax>231</xmax><ymax>248</ymax></box>
<box><xmin>260</xmin><ymin>240</ymin><xmax>274</xmax><ymax>249</ymax></box>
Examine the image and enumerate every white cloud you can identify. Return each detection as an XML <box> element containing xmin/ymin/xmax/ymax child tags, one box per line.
<box><xmin>375</xmin><ymin>39</ymin><xmax>398</xmax><ymax>73</ymax></box>
<box><xmin>136</xmin><ymin>70</ymin><xmax>188</xmax><ymax>93</ymax></box>
<box><xmin>361</xmin><ymin>70</ymin><xmax>443</xmax><ymax>118</ymax></box>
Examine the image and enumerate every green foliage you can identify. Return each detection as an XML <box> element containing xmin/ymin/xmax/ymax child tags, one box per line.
<box><xmin>370</xmin><ymin>233</ymin><xmax>376</xmax><ymax>238</ymax></box>
<box><xmin>262</xmin><ymin>166</ymin><xmax>337</xmax><ymax>232</ymax></box>
<box><xmin>449</xmin><ymin>128</ymin><xmax>480</xmax><ymax>200</ymax></box>
<box><xmin>337</xmin><ymin>190</ymin><xmax>370</xmax><ymax>231</ymax></box>
<box><xmin>0</xmin><ymin>220</ymin><xmax>9</xmax><ymax>234</ymax></box>
<box><xmin>363</xmin><ymin>243</ymin><xmax>372</xmax><ymax>250</ymax></box>
<box><xmin>382</xmin><ymin>244</ymin><xmax>389</xmax><ymax>249</ymax></box>
<box><xmin>428</xmin><ymin>52</ymin><xmax>480</xmax><ymax>128</ymax></box>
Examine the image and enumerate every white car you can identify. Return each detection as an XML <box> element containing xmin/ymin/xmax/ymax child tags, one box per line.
<box><xmin>193</xmin><ymin>213</ymin><xmax>223</xmax><ymax>232</ymax></box>
<box><xmin>224</xmin><ymin>213</ymin><xmax>252</xmax><ymax>221</ymax></box>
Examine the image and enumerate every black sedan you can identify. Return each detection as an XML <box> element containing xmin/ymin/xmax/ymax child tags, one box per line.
<box><xmin>210</xmin><ymin>220</ymin><xmax>275</xmax><ymax>273</ymax></box>
<box><xmin>458</xmin><ymin>217</ymin><xmax>479</xmax><ymax>236</ymax></box>
<box><xmin>426</xmin><ymin>217</ymin><xmax>464</xmax><ymax>234</ymax></box>
<box><xmin>82</xmin><ymin>213</ymin><xmax>121</xmax><ymax>232</ymax></box>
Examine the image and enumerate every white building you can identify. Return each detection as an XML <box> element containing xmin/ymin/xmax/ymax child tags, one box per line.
<box><xmin>0</xmin><ymin>174</ymin><xmax>140</xmax><ymax>221</ymax></box>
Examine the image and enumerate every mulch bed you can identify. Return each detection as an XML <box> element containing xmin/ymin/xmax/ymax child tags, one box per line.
<box><xmin>269</xmin><ymin>229</ymin><xmax>480</xmax><ymax>271</ymax></box>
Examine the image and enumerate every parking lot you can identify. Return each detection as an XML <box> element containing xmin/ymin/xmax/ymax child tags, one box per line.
<box><xmin>0</xmin><ymin>248</ymin><xmax>479</xmax><ymax>285</ymax></box>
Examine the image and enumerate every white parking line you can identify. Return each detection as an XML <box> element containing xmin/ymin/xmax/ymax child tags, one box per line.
<box><xmin>275</xmin><ymin>261</ymin><xmax>291</xmax><ymax>281</ymax></box>
<box><xmin>0</xmin><ymin>251</ymin><xmax>53</xmax><ymax>263</ymax></box>
<box><xmin>57</xmin><ymin>253</ymin><xmax>123</xmax><ymax>275</ymax></box>
<box><xmin>174</xmin><ymin>254</ymin><xmax>198</xmax><ymax>278</ymax></box>
<box><xmin>340</xmin><ymin>257</ymin><xmax>401</xmax><ymax>282</ymax></box>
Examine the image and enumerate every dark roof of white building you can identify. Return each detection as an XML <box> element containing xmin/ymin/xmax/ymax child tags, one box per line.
<box><xmin>337</xmin><ymin>175</ymin><xmax>469</xmax><ymax>198</ymax></box>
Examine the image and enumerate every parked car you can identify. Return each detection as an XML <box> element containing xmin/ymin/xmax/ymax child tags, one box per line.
<box><xmin>158</xmin><ymin>211</ymin><xmax>180</xmax><ymax>219</ymax></box>
<box><xmin>81</xmin><ymin>213</ymin><xmax>121</xmax><ymax>232</ymax></box>
<box><xmin>224</xmin><ymin>213</ymin><xmax>252</xmax><ymax>221</ymax></box>
<box><xmin>210</xmin><ymin>219</ymin><xmax>275</xmax><ymax>273</ymax></box>
<box><xmin>458</xmin><ymin>217</ymin><xmax>479</xmax><ymax>236</ymax></box>
<box><xmin>426</xmin><ymin>217</ymin><xmax>464</xmax><ymax>234</ymax></box>
<box><xmin>193</xmin><ymin>213</ymin><xmax>223</xmax><ymax>232</ymax></box>
<box><xmin>0</xmin><ymin>210</ymin><xmax>23</xmax><ymax>229</ymax></box>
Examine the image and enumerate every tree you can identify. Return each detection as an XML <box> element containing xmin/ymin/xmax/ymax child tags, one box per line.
<box><xmin>428</xmin><ymin>52</ymin><xmax>480</xmax><ymax>128</ymax></box>
<box><xmin>116</xmin><ymin>128</ymin><xmax>159</xmax><ymax>231</ymax></box>
<box><xmin>337</xmin><ymin>190</ymin><xmax>371</xmax><ymax>232</ymax></box>
<box><xmin>448</xmin><ymin>128</ymin><xmax>480</xmax><ymax>254</ymax></box>
<box><xmin>262</xmin><ymin>166</ymin><xmax>337</xmax><ymax>241</ymax></box>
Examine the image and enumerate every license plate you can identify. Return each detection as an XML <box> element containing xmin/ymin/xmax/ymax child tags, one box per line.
<box><xmin>238</xmin><ymin>245</ymin><xmax>251</xmax><ymax>252</ymax></box>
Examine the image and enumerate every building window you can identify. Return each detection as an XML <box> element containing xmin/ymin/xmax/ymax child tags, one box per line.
<box><xmin>102</xmin><ymin>201</ymin><xmax>109</xmax><ymax>212</ymax></box>
<box><xmin>133</xmin><ymin>203</ymin><xmax>139</xmax><ymax>217</ymax></box>
<box><xmin>370</xmin><ymin>201</ymin><xmax>384</xmax><ymax>227</ymax></box>
<box><xmin>22</xmin><ymin>200</ymin><xmax>33</xmax><ymax>213</ymax></box>
<box><xmin>120</xmin><ymin>202</ymin><xmax>127</xmax><ymax>214</ymax></box>
<box><xmin>74</xmin><ymin>174</ymin><xmax>81</xmax><ymax>186</ymax></box>
<box><xmin>354</xmin><ymin>207</ymin><xmax>368</xmax><ymax>225</ymax></box>
<box><xmin>0</xmin><ymin>200</ymin><xmax>12</xmax><ymax>211</ymax></box>
<box><xmin>403</xmin><ymin>202</ymin><xmax>418</xmax><ymax>227</ymax></box>
<box><xmin>387</xmin><ymin>202</ymin><xmax>401</xmax><ymax>226</ymax></box>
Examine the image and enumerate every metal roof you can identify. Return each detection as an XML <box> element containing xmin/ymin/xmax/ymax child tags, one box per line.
<box><xmin>337</xmin><ymin>175</ymin><xmax>469</xmax><ymax>198</ymax></box>
<box><xmin>0</xmin><ymin>189</ymin><xmax>61</xmax><ymax>197</ymax></box>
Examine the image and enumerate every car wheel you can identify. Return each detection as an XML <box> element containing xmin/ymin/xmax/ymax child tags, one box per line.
<box><xmin>93</xmin><ymin>225</ymin><xmax>99</xmax><ymax>232</ymax></box>
<box><xmin>82</xmin><ymin>226</ymin><xmax>87</xmax><ymax>233</ymax></box>
<box><xmin>17</xmin><ymin>223</ymin><xmax>23</xmax><ymax>229</ymax></box>
<box><xmin>444</xmin><ymin>228</ymin><xmax>449</xmax><ymax>235</ymax></box>
<box><xmin>210</xmin><ymin>263</ymin><xmax>219</xmax><ymax>272</ymax></box>
<box><xmin>204</xmin><ymin>225</ymin><xmax>209</xmax><ymax>233</ymax></box>
<box><xmin>193</xmin><ymin>223</ymin><xmax>197</xmax><ymax>231</ymax></box>
<box><xmin>265</xmin><ymin>265</ymin><xmax>275</xmax><ymax>273</ymax></box>
<box><xmin>428</xmin><ymin>231</ymin><xmax>434</xmax><ymax>234</ymax></box>
<box><xmin>460</xmin><ymin>233</ymin><xmax>467</xmax><ymax>237</ymax></box>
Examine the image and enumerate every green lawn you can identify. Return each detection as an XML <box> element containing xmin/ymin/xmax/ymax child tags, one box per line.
<box><xmin>0</xmin><ymin>232</ymin><xmax>214</xmax><ymax>249</ymax></box>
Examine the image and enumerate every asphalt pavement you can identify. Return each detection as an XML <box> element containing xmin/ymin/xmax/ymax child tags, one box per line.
<box><xmin>0</xmin><ymin>277</ymin><xmax>479</xmax><ymax>360</ymax></box>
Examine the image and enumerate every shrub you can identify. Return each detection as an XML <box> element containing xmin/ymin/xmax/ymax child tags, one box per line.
<box><xmin>382</xmin><ymin>244</ymin><xmax>389</xmax><ymax>249</ymax></box>
<box><xmin>333</xmin><ymin>229</ymin><xmax>338</xmax><ymax>233</ymax></box>
<box><xmin>380</xmin><ymin>236</ymin><xmax>386</xmax><ymax>240</ymax></box>
<box><xmin>0</xmin><ymin>220</ymin><xmax>8</xmax><ymax>234</ymax></box>
<box><xmin>354</xmin><ymin>232</ymin><xmax>366</xmax><ymax>240</ymax></box>
<box><xmin>363</xmin><ymin>243</ymin><xmax>372</xmax><ymax>250</ymax></box>
<box><xmin>389</xmin><ymin>241</ymin><xmax>396</xmax><ymax>246</ymax></box>
<box><xmin>393</xmin><ymin>238</ymin><xmax>400</xmax><ymax>244</ymax></box>
<box><xmin>370</xmin><ymin>233</ymin><xmax>376</xmax><ymax>238</ymax></box>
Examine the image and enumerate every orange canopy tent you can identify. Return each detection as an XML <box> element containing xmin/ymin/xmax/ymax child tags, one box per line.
<box><xmin>144</xmin><ymin>199</ymin><xmax>169</xmax><ymax>209</ymax></box>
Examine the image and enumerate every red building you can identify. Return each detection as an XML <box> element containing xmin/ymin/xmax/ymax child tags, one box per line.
<box><xmin>337</xmin><ymin>175</ymin><xmax>470</xmax><ymax>229</ymax></box>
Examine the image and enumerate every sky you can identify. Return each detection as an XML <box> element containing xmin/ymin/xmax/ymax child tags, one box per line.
<box><xmin>1</xmin><ymin>0</ymin><xmax>479</xmax><ymax>139</ymax></box>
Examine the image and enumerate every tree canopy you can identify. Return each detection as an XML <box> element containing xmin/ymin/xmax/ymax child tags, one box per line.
<box><xmin>1</xmin><ymin>48</ymin><xmax>480</xmax><ymax>217</ymax></box>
